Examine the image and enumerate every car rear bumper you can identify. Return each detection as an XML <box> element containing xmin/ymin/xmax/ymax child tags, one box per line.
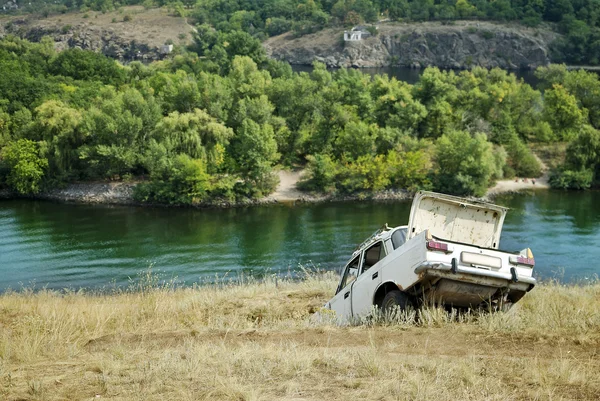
<box><xmin>415</xmin><ymin>260</ymin><xmax>536</xmax><ymax>292</ymax></box>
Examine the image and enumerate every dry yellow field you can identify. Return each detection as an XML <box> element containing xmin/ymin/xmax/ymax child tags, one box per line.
<box><xmin>1</xmin><ymin>273</ymin><xmax>599</xmax><ymax>400</ymax></box>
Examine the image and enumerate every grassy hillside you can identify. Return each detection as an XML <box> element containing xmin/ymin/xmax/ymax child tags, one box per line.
<box><xmin>1</xmin><ymin>273</ymin><xmax>599</xmax><ymax>400</ymax></box>
<box><xmin>1</xmin><ymin>6</ymin><xmax>193</xmax><ymax>51</ymax></box>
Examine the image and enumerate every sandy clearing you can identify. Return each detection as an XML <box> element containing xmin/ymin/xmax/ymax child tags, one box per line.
<box><xmin>485</xmin><ymin>173</ymin><xmax>550</xmax><ymax>197</ymax></box>
<box><xmin>268</xmin><ymin>170</ymin><xmax>307</xmax><ymax>202</ymax></box>
<box><xmin>486</xmin><ymin>153</ymin><xmax>551</xmax><ymax>197</ymax></box>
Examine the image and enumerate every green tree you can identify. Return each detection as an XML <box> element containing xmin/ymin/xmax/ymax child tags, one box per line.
<box><xmin>152</xmin><ymin>108</ymin><xmax>233</xmax><ymax>173</ymax></box>
<box><xmin>413</xmin><ymin>68</ymin><xmax>459</xmax><ymax>138</ymax></box>
<box><xmin>1</xmin><ymin>139</ymin><xmax>48</xmax><ymax>194</ymax></box>
<box><xmin>300</xmin><ymin>153</ymin><xmax>338</xmax><ymax>193</ymax></box>
<box><xmin>134</xmin><ymin>154</ymin><xmax>214</xmax><ymax>205</ymax></box>
<box><xmin>0</xmin><ymin>107</ymin><xmax>10</xmax><ymax>147</ymax></box>
<box><xmin>543</xmin><ymin>84</ymin><xmax>586</xmax><ymax>140</ymax></box>
<box><xmin>49</xmin><ymin>48</ymin><xmax>126</xmax><ymax>85</ymax></box>
<box><xmin>33</xmin><ymin>100</ymin><xmax>84</xmax><ymax>177</ymax></box>
<box><xmin>456</xmin><ymin>0</ymin><xmax>477</xmax><ymax>18</ymax></box>
<box><xmin>371</xmin><ymin>75</ymin><xmax>427</xmax><ymax>133</ymax></box>
<box><xmin>334</xmin><ymin>120</ymin><xmax>378</xmax><ymax>159</ymax></box>
<box><xmin>434</xmin><ymin>131</ymin><xmax>500</xmax><ymax>196</ymax></box>
<box><xmin>232</xmin><ymin>119</ymin><xmax>279</xmax><ymax>192</ymax></box>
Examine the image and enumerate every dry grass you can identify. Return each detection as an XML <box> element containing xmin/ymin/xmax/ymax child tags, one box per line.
<box><xmin>1</xmin><ymin>272</ymin><xmax>599</xmax><ymax>400</ymax></box>
<box><xmin>6</xmin><ymin>6</ymin><xmax>193</xmax><ymax>49</ymax></box>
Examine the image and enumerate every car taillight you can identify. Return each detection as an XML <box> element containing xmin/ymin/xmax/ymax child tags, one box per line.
<box><xmin>427</xmin><ymin>241</ymin><xmax>449</xmax><ymax>252</ymax></box>
<box><xmin>510</xmin><ymin>248</ymin><xmax>535</xmax><ymax>267</ymax></box>
<box><xmin>510</xmin><ymin>256</ymin><xmax>535</xmax><ymax>267</ymax></box>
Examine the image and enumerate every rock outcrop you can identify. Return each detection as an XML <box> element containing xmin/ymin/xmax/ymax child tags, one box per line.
<box><xmin>0</xmin><ymin>6</ymin><xmax>193</xmax><ymax>61</ymax></box>
<box><xmin>22</xmin><ymin>25</ymin><xmax>160</xmax><ymax>61</ymax></box>
<box><xmin>265</xmin><ymin>21</ymin><xmax>559</xmax><ymax>70</ymax></box>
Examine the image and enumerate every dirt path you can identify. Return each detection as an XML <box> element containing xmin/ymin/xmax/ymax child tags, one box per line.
<box><xmin>268</xmin><ymin>170</ymin><xmax>307</xmax><ymax>202</ymax></box>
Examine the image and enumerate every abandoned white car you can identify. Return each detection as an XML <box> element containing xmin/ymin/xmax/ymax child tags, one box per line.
<box><xmin>324</xmin><ymin>191</ymin><xmax>536</xmax><ymax>322</ymax></box>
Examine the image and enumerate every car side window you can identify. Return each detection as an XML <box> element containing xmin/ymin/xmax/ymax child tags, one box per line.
<box><xmin>361</xmin><ymin>241</ymin><xmax>386</xmax><ymax>273</ymax></box>
<box><xmin>391</xmin><ymin>228</ymin><xmax>408</xmax><ymax>250</ymax></box>
<box><xmin>337</xmin><ymin>256</ymin><xmax>360</xmax><ymax>294</ymax></box>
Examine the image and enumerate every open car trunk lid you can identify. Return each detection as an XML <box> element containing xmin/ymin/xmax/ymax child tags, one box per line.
<box><xmin>407</xmin><ymin>191</ymin><xmax>507</xmax><ymax>249</ymax></box>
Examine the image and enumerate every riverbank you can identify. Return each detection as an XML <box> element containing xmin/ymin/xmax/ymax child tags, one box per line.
<box><xmin>1</xmin><ymin>275</ymin><xmax>598</xmax><ymax>400</ymax></box>
<box><xmin>0</xmin><ymin>168</ymin><xmax>550</xmax><ymax>209</ymax></box>
<box><xmin>0</xmin><ymin>171</ymin><xmax>414</xmax><ymax>208</ymax></box>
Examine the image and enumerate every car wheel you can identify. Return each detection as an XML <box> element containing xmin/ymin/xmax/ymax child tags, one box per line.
<box><xmin>381</xmin><ymin>290</ymin><xmax>411</xmax><ymax>319</ymax></box>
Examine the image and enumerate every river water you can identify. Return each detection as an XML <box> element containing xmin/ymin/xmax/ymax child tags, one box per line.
<box><xmin>0</xmin><ymin>190</ymin><xmax>598</xmax><ymax>291</ymax></box>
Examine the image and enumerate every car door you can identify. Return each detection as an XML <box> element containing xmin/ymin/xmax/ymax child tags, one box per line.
<box><xmin>351</xmin><ymin>241</ymin><xmax>386</xmax><ymax>318</ymax></box>
<box><xmin>328</xmin><ymin>255</ymin><xmax>361</xmax><ymax>322</ymax></box>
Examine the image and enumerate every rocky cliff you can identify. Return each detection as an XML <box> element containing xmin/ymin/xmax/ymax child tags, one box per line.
<box><xmin>265</xmin><ymin>21</ymin><xmax>559</xmax><ymax>70</ymax></box>
<box><xmin>0</xmin><ymin>6</ymin><xmax>193</xmax><ymax>61</ymax></box>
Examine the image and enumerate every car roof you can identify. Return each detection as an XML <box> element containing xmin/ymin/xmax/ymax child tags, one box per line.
<box><xmin>349</xmin><ymin>225</ymin><xmax>408</xmax><ymax>259</ymax></box>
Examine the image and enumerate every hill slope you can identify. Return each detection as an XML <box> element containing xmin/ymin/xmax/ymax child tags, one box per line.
<box><xmin>0</xmin><ymin>6</ymin><xmax>193</xmax><ymax>60</ymax></box>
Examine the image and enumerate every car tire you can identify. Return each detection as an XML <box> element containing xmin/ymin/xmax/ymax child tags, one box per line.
<box><xmin>381</xmin><ymin>290</ymin><xmax>411</xmax><ymax>319</ymax></box>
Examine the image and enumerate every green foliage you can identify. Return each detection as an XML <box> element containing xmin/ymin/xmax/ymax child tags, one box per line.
<box><xmin>151</xmin><ymin>108</ymin><xmax>233</xmax><ymax>173</ymax></box>
<box><xmin>232</xmin><ymin>119</ymin><xmax>279</xmax><ymax>193</ymax></box>
<box><xmin>300</xmin><ymin>153</ymin><xmax>337</xmax><ymax>193</ymax></box>
<box><xmin>134</xmin><ymin>154</ymin><xmax>214</xmax><ymax>205</ymax></box>
<box><xmin>549</xmin><ymin>168</ymin><xmax>594</xmax><ymax>189</ymax></box>
<box><xmin>0</xmin><ymin>36</ymin><xmax>597</xmax><ymax>203</ymax></box>
<box><xmin>505</xmin><ymin>135</ymin><xmax>542</xmax><ymax>177</ymax></box>
<box><xmin>1</xmin><ymin>139</ymin><xmax>48</xmax><ymax>194</ymax></box>
<box><xmin>49</xmin><ymin>48</ymin><xmax>126</xmax><ymax>85</ymax></box>
<box><xmin>434</xmin><ymin>131</ymin><xmax>500</xmax><ymax>197</ymax></box>
<box><xmin>543</xmin><ymin>84</ymin><xmax>586</xmax><ymax>140</ymax></box>
<box><xmin>549</xmin><ymin>125</ymin><xmax>600</xmax><ymax>189</ymax></box>
<box><xmin>301</xmin><ymin>145</ymin><xmax>432</xmax><ymax>194</ymax></box>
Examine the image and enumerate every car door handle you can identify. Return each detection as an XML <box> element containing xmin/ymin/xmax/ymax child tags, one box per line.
<box><xmin>372</xmin><ymin>272</ymin><xmax>378</xmax><ymax>280</ymax></box>
<box><xmin>344</xmin><ymin>291</ymin><xmax>350</xmax><ymax>299</ymax></box>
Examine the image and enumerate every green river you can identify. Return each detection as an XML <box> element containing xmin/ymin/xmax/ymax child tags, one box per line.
<box><xmin>0</xmin><ymin>190</ymin><xmax>598</xmax><ymax>291</ymax></box>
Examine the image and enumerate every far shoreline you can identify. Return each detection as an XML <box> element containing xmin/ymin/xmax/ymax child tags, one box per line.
<box><xmin>0</xmin><ymin>175</ymin><xmax>553</xmax><ymax>209</ymax></box>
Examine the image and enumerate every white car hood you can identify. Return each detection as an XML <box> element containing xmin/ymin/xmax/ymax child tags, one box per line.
<box><xmin>407</xmin><ymin>191</ymin><xmax>507</xmax><ymax>249</ymax></box>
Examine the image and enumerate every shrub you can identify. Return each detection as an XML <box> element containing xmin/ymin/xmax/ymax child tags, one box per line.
<box><xmin>366</xmin><ymin>26</ymin><xmax>378</xmax><ymax>36</ymax></box>
<box><xmin>1</xmin><ymin>139</ymin><xmax>48</xmax><ymax>195</ymax></box>
<box><xmin>549</xmin><ymin>169</ymin><xmax>594</xmax><ymax>190</ymax></box>
<box><xmin>387</xmin><ymin>149</ymin><xmax>432</xmax><ymax>192</ymax></box>
<box><xmin>266</xmin><ymin>18</ymin><xmax>292</xmax><ymax>37</ymax></box>
<box><xmin>298</xmin><ymin>154</ymin><xmax>337</xmax><ymax>193</ymax></box>
<box><xmin>480</xmin><ymin>30</ymin><xmax>494</xmax><ymax>40</ymax></box>
<box><xmin>337</xmin><ymin>154</ymin><xmax>390</xmax><ymax>193</ymax></box>
<box><xmin>434</xmin><ymin>131</ymin><xmax>499</xmax><ymax>197</ymax></box>
<box><xmin>505</xmin><ymin>138</ymin><xmax>542</xmax><ymax>177</ymax></box>
<box><xmin>134</xmin><ymin>155</ymin><xmax>213</xmax><ymax>205</ymax></box>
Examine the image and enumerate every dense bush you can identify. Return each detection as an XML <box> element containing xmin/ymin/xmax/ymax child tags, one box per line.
<box><xmin>1</xmin><ymin>139</ymin><xmax>48</xmax><ymax>194</ymax></box>
<box><xmin>434</xmin><ymin>131</ymin><xmax>501</xmax><ymax>197</ymax></box>
<box><xmin>133</xmin><ymin>154</ymin><xmax>216</xmax><ymax>205</ymax></box>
